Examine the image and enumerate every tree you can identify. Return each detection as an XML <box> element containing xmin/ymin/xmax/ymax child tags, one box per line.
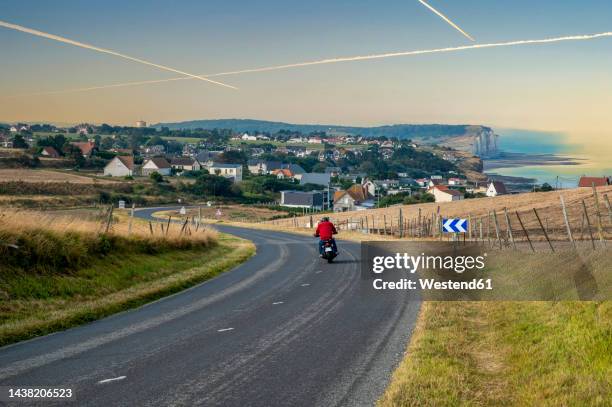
<box><xmin>62</xmin><ymin>144</ymin><xmax>85</xmax><ymax>167</ymax></box>
<box><xmin>190</xmin><ymin>174</ymin><xmax>234</xmax><ymax>197</ymax></box>
<box><xmin>12</xmin><ymin>134</ymin><xmax>28</xmax><ymax>149</ymax></box>
<box><xmin>37</xmin><ymin>134</ymin><xmax>66</xmax><ymax>154</ymax></box>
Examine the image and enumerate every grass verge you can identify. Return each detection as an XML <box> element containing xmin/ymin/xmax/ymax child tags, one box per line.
<box><xmin>0</xmin><ymin>210</ymin><xmax>255</xmax><ymax>346</ymax></box>
<box><xmin>378</xmin><ymin>301</ymin><xmax>611</xmax><ymax>406</ymax></box>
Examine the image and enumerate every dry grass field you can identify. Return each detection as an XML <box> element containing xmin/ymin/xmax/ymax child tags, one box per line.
<box><xmin>267</xmin><ymin>186</ymin><xmax>612</xmax><ymax>242</ymax></box>
<box><xmin>0</xmin><ymin>169</ymin><xmax>117</xmax><ymax>184</ymax></box>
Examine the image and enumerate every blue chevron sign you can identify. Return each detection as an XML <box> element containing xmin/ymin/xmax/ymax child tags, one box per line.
<box><xmin>442</xmin><ymin>218</ymin><xmax>468</xmax><ymax>233</ymax></box>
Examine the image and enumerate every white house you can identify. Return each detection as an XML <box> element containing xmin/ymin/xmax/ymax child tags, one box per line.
<box><xmin>104</xmin><ymin>156</ymin><xmax>134</xmax><ymax>177</ymax></box>
<box><xmin>429</xmin><ymin>186</ymin><xmax>463</xmax><ymax>203</ymax></box>
<box><xmin>171</xmin><ymin>157</ymin><xmax>201</xmax><ymax>172</ymax></box>
<box><xmin>209</xmin><ymin>163</ymin><xmax>243</xmax><ymax>182</ymax></box>
<box><xmin>486</xmin><ymin>181</ymin><xmax>508</xmax><ymax>197</ymax></box>
<box><xmin>448</xmin><ymin>178</ymin><xmax>465</xmax><ymax>186</ymax></box>
<box><xmin>142</xmin><ymin>157</ymin><xmax>171</xmax><ymax>176</ymax></box>
<box><xmin>241</xmin><ymin>133</ymin><xmax>257</xmax><ymax>141</ymax></box>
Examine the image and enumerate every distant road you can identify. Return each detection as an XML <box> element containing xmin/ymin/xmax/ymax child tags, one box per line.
<box><xmin>0</xmin><ymin>207</ymin><xmax>420</xmax><ymax>406</ymax></box>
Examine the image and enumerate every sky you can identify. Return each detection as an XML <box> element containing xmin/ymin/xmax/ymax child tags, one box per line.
<box><xmin>1</xmin><ymin>0</ymin><xmax>612</xmax><ymax>152</ymax></box>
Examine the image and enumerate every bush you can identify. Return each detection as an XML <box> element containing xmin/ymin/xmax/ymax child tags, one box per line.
<box><xmin>150</xmin><ymin>172</ymin><xmax>164</xmax><ymax>183</ymax></box>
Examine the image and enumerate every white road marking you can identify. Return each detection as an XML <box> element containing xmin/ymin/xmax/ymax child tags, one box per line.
<box><xmin>272</xmin><ymin>302</ymin><xmax>284</xmax><ymax>305</ymax></box>
<box><xmin>217</xmin><ymin>328</ymin><xmax>234</xmax><ymax>332</ymax></box>
<box><xmin>315</xmin><ymin>270</ymin><xmax>323</xmax><ymax>274</ymax></box>
<box><xmin>301</xmin><ymin>284</ymin><xmax>310</xmax><ymax>287</ymax></box>
<box><xmin>98</xmin><ymin>376</ymin><xmax>126</xmax><ymax>384</ymax></box>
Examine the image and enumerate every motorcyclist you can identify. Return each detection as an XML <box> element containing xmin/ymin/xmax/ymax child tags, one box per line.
<box><xmin>314</xmin><ymin>216</ymin><xmax>338</xmax><ymax>257</ymax></box>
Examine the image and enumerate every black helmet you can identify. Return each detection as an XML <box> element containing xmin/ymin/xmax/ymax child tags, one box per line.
<box><xmin>321</xmin><ymin>216</ymin><xmax>330</xmax><ymax>222</ymax></box>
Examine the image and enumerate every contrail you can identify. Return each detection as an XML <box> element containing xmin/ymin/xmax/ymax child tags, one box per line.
<box><xmin>417</xmin><ymin>0</ymin><xmax>475</xmax><ymax>41</ymax></box>
<box><xmin>7</xmin><ymin>31</ymin><xmax>612</xmax><ymax>98</ymax></box>
<box><xmin>0</xmin><ymin>19</ymin><xmax>237</xmax><ymax>90</ymax></box>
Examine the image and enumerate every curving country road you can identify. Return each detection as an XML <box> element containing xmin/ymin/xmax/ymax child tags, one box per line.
<box><xmin>0</xmin><ymin>207</ymin><xmax>420</xmax><ymax>406</ymax></box>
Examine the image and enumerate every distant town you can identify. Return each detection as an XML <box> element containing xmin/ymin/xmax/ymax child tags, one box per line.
<box><xmin>1</xmin><ymin>121</ymin><xmax>609</xmax><ymax>214</ymax></box>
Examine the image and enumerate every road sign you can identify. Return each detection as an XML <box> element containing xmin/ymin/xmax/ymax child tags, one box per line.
<box><xmin>215</xmin><ymin>209</ymin><xmax>222</xmax><ymax>217</ymax></box>
<box><xmin>442</xmin><ymin>218</ymin><xmax>468</xmax><ymax>233</ymax></box>
<box><xmin>179</xmin><ymin>206</ymin><xmax>186</xmax><ymax>215</ymax></box>
<box><xmin>118</xmin><ymin>200</ymin><xmax>125</xmax><ymax>209</ymax></box>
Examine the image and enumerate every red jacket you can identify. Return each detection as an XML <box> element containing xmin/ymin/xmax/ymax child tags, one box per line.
<box><xmin>315</xmin><ymin>221</ymin><xmax>337</xmax><ymax>240</ymax></box>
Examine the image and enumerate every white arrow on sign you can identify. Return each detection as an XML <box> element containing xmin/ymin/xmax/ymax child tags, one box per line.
<box><xmin>442</xmin><ymin>218</ymin><xmax>468</xmax><ymax>233</ymax></box>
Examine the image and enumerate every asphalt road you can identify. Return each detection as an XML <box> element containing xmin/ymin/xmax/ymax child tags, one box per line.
<box><xmin>0</xmin><ymin>207</ymin><xmax>420</xmax><ymax>407</ymax></box>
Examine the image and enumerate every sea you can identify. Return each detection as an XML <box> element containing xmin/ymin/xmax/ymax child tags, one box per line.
<box><xmin>484</xmin><ymin>129</ymin><xmax>611</xmax><ymax>188</ymax></box>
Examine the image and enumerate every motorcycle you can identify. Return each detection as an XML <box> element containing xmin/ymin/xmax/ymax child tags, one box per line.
<box><xmin>321</xmin><ymin>239</ymin><xmax>337</xmax><ymax>263</ymax></box>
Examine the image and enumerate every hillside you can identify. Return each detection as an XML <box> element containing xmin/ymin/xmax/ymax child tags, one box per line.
<box><xmin>266</xmin><ymin>186</ymin><xmax>612</xmax><ymax>243</ymax></box>
<box><xmin>154</xmin><ymin>119</ymin><xmax>488</xmax><ymax>140</ymax></box>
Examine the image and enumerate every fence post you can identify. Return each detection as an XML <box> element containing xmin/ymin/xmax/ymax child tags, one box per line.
<box><xmin>581</xmin><ymin>199</ymin><xmax>596</xmax><ymax>249</ymax></box>
<box><xmin>486</xmin><ymin>212</ymin><xmax>492</xmax><ymax>247</ymax></box>
<box><xmin>128</xmin><ymin>203</ymin><xmax>135</xmax><ymax>236</ymax></box>
<box><xmin>165</xmin><ymin>216</ymin><xmax>171</xmax><ymax>236</ymax></box>
<box><xmin>603</xmin><ymin>194</ymin><xmax>612</xmax><ymax>224</ymax></box>
<box><xmin>492</xmin><ymin>210</ymin><xmax>503</xmax><ymax>249</ymax></box>
<box><xmin>148</xmin><ymin>221</ymin><xmax>154</xmax><ymax>235</ymax></box>
<box><xmin>503</xmin><ymin>208</ymin><xmax>516</xmax><ymax>250</ymax></box>
<box><xmin>515</xmin><ymin>211</ymin><xmax>535</xmax><ymax>252</ymax></box>
<box><xmin>533</xmin><ymin>208</ymin><xmax>554</xmax><ymax>252</ymax></box>
<box><xmin>559</xmin><ymin>195</ymin><xmax>576</xmax><ymax>249</ymax></box>
<box><xmin>104</xmin><ymin>204</ymin><xmax>114</xmax><ymax>234</ymax></box>
<box><xmin>383</xmin><ymin>215</ymin><xmax>388</xmax><ymax>235</ymax></box>
<box><xmin>398</xmin><ymin>208</ymin><xmax>404</xmax><ymax>238</ymax></box>
<box><xmin>591</xmin><ymin>184</ymin><xmax>605</xmax><ymax>246</ymax></box>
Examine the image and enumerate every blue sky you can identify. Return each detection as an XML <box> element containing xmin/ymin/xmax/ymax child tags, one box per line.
<box><xmin>1</xmin><ymin>0</ymin><xmax>612</xmax><ymax>146</ymax></box>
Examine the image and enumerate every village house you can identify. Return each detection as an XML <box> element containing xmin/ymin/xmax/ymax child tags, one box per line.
<box><xmin>281</xmin><ymin>163</ymin><xmax>306</xmax><ymax>179</ymax></box>
<box><xmin>333</xmin><ymin>184</ymin><xmax>374</xmax><ymax>212</ymax></box>
<box><xmin>448</xmin><ymin>177</ymin><xmax>465</xmax><ymax>186</ymax></box>
<box><xmin>241</xmin><ymin>133</ymin><xmax>257</xmax><ymax>141</ymax></box>
<box><xmin>280</xmin><ymin>190</ymin><xmax>325</xmax><ymax>210</ymax></box>
<box><xmin>429</xmin><ymin>185</ymin><xmax>463</xmax><ymax>203</ymax></box>
<box><xmin>171</xmin><ymin>157</ymin><xmax>201</xmax><ymax>172</ymax></box>
<box><xmin>142</xmin><ymin>157</ymin><xmax>171</xmax><ymax>176</ymax></box>
<box><xmin>209</xmin><ymin>163</ymin><xmax>243</xmax><ymax>182</ymax></box>
<box><xmin>578</xmin><ymin>176</ymin><xmax>610</xmax><ymax>188</ymax></box>
<box><xmin>40</xmin><ymin>146</ymin><xmax>60</xmax><ymax>158</ymax></box>
<box><xmin>196</xmin><ymin>150</ymin><xmax>222</xmax><ymax>167</ymax></box>
<box><xmin>272</xmin><ymin>168</ymin><xmax>294</xmax><ymax>180</ymax></box>
<box><xmin>10</xmin><ymin>124</ymin><xmax>30</xmax><ymax>133</ymax></box>
<box><xmin>70</xmin><ymin>140</ymin><xmax>96</xmax><ymax>158</ymax></box>
<box><xmin>325</xmin><ymin>166</ymin><xmax>342</xmax><ymax>177</ymax></box>
<box><xmin>104</xmin><ymin>156</ymin><xmax>134</xmax><ymax>177</ymax></box>
<box><xmin>415</xmin><ymin>178</ymin><xmax>429</xmax><ymax>187</ymax></box>
<box><xmin>247</xmin><ymin>160</ymin><xmax>281</xmax><ymax>175</ymax></box>
<box><xmin>428</xmin><ymin>178</ymin><xmax>446</xmax><ymax>188</ymax></box>
<box><xmin>486</xmin><ymin>181</ymin><xmax>508</xmax><ymax>197</ymax></box>
<box><xmin>143</xmin><ymin>144</ymin><xmax>166</xmax><ymax>156</ymax></box>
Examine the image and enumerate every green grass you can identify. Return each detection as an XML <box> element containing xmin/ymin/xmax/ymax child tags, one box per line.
<box><xmin>0</xmin><ymin>234</ymin><xmax>254</xmax><ymax>346</ymax></box>
<box><xmin>379</xmin><ymin>248</ymin><xmax>612</xmax><ymax>406</ymax></box>
<box><xmin>379</xmin><ymin>300</ymin><xmax>611</xmax><ymax>406</ymax></box>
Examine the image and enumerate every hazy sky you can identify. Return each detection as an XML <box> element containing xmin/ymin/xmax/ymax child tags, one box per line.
<box><xmin>1</xmin><ymin>0</ymin><xmax>612</xmax><ymax>144</ymax></box>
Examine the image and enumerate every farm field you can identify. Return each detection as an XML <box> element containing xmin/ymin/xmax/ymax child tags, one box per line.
<box><xmin>0</xmin><ymin>169</ymin><xmax>117</xmax><ymax>184</ymax></box>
